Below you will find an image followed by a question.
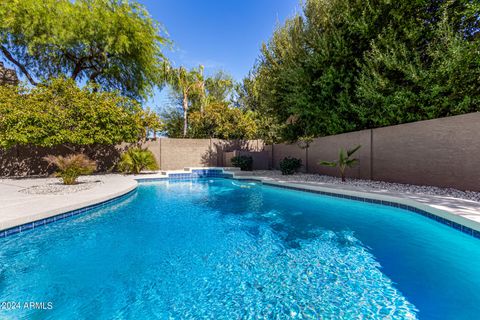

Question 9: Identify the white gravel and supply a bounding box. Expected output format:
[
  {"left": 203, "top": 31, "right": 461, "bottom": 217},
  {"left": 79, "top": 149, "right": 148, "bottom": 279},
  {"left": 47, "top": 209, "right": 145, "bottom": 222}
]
[
  {"left": 236, "top": 170, "right": 480, "bottom": 203},
  {"left": 18, "top": 176, "right": 104, "bottom": 195}
]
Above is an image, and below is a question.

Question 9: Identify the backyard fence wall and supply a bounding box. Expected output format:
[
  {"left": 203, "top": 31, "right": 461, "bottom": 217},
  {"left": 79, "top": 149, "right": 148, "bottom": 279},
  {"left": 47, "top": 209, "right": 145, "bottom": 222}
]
[
  {"left": 0, "top": 139, "right": 265, "bottom": 176},
  {"left": 268, "top": 112, "right": 480, "bottom": 191},
  {"left": 0, "top": 144, "right": 125, "bottom": 177},
  {"left": 1, "top": 113, "right": 478, "bottom": 191}
]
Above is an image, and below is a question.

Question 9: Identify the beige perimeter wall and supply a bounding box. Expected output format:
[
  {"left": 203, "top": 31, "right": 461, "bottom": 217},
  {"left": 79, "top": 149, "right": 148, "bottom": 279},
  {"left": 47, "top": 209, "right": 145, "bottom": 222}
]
[
  {"left": 270, "top": 112, "right": 480, "bottom": 191},
  {"left": 370, "top": 113, "right": 480, "bottom": 190},
  {"left": 1, "top": 113, "right": 478, "bottom": 191}
]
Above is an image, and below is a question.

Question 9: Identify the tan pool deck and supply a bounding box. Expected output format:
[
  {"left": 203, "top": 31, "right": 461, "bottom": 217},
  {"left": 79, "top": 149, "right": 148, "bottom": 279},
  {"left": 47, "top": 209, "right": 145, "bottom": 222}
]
[
  {"left": 0, "top": 175, "right": 137, "bottom": 231},
  {"left": 0, "top": 169, "right": 479, "bottom": 233}
]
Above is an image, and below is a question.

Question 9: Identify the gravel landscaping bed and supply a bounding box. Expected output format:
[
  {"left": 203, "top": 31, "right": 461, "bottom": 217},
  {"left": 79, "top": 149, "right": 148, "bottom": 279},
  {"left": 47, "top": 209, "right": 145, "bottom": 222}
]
[
  {"left": 18, "top": 176, "right": 104, "bottom": 195},
  {"left": 236, "top": 170, "right": 480, "bottom": 203}
]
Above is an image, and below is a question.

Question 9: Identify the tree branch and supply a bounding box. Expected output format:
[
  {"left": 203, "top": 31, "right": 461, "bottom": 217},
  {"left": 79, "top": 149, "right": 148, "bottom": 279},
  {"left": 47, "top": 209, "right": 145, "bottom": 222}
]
[
  {"left": 71, "top": 58, "right": 86, "bottom": 80},
  {"left": 0, "top": 45, "right": 37, "bottom": 85},
  {"left": 89, "top": 70, "right": 101, "bottom": 82}
]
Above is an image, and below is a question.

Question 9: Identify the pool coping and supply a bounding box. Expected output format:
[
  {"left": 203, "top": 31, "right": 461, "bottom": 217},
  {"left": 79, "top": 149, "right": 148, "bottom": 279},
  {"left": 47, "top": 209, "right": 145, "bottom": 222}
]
[
  {"left": 0, "top": 176, "right": 138, "bottom": 237},
  {"left": 256, "top": 180, "right": 480, "bottom": 237},
  {"left": 134, "top": 169, "right": 480, "bottom": 237},
  {"left": 1, "top": 168, "right": 479, "bottom": 239}
]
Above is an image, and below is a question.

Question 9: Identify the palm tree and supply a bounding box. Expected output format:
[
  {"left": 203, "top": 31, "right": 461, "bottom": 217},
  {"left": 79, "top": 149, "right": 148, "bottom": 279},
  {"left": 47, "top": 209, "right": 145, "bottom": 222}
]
[
  {"left": 319, "top": 145, "right": 361, "bottom": 182},
  {"left": 163, "top": 63, "right": 205, "bottom": 137}
]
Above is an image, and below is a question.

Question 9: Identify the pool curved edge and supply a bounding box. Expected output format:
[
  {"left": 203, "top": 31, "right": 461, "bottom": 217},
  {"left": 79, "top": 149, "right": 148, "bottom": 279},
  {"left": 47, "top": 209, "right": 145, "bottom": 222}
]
[
  {"left": 134, "top": 169, "right": 480, "bottom": 238},
  {"left": 2, "top": 169, "right": 479, "bottom": 240},
  {"left": 0, "top": 176, "right": 138, "bottom": 237},
  {"left": 236, "top": 178, "right": 480, "bottom": 238}
]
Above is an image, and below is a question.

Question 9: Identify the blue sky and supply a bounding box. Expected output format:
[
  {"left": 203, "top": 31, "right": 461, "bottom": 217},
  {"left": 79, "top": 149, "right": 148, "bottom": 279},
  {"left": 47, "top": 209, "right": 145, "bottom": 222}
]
[{"left": 139, "top": 0, "right": 299, "bottom": 109}]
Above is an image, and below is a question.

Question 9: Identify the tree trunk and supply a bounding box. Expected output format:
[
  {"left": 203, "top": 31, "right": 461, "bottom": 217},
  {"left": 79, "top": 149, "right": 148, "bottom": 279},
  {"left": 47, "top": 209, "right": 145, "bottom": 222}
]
[{"left": 182, "top": 92, "right": 188, "bottom": 137}]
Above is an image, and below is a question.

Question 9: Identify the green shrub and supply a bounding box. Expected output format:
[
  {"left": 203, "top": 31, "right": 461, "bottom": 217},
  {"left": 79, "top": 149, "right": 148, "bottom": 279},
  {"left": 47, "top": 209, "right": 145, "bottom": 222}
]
[
  {"left": 279, "top": 157, "right": 302, "bottom": 175},
  {"left": 44, "top": 154, "right": 96, "bottom": 185},
  {"left": 117, "top": 148, "right": 158, "bottom": 174},
  {"left": 0, "top": 78, "right": 161, "bottom": 149},
  {"left": 231, "top": 155, "right": 253, "bottom": 171}
]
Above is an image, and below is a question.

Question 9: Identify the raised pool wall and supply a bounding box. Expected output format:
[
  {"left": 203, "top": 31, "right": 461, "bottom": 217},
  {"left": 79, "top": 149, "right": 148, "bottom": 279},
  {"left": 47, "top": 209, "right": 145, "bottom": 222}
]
[{"left": 1, "top": 112, "right": 479, "bottom": 191}]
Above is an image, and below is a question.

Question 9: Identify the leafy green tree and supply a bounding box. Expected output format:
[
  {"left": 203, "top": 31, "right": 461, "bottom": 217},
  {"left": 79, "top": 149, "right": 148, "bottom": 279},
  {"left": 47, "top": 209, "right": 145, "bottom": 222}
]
[
  {"left": 187, "top": 102, "right": 258, "bottom": 139},
  {"left": 245, "top": 0, "right": 480, "bottom": 142},
  {"left": 161, "top": 68, "right": 256, "bottom": 139},
  {"left": 235, "top": 75, "right": 282, "bottom": 143},
  {"left": 0, "top": 0, "right": 169, "bottom": 99},
  {"left": 160, "top": 108, "right": 185, "bottom": 138},
  {"left": 0, "top": 78, "right": 158, "bottom": 149},
  {"left": 205, "top": 71, "right": 234, "bottom": 104},
  {"left": 141, "top": 107, "right": 163, "bottom": 140},
  {"left": 356, "top": 1, "right": 480, "bottom": 127}
]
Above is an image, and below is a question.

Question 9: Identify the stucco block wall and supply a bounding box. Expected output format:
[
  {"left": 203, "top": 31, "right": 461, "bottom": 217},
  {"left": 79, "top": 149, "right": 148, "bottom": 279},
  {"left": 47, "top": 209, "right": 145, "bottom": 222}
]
[
  {"left": 1, "top": 113, "right": 478, "bottom": 191},
  {"left": 0, "top": 145, "right": 122, "bottom": 176},
  {"left": 158, "top": 138, "right": 213, "bottom": 170},
  {"left": 269, "top": 113, "right": 479, "bottom": 191},
  {"left": 156, "top": 138, "right": 266, "bottom": 170},
  {"left": 142, "top": 140, "right": 161, "bottom": 168},
  {"left": 371, "top": 113, "right": 480, "bottom": 190},
  {"left": 307, "top": 130, "right": 372, "bottom": 179}
]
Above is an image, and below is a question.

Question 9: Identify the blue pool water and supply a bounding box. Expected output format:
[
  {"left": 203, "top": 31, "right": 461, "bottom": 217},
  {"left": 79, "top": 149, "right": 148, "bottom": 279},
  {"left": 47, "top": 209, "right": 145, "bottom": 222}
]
[{"left": 1, "top": 179, "right": 480, "bottom": 319}]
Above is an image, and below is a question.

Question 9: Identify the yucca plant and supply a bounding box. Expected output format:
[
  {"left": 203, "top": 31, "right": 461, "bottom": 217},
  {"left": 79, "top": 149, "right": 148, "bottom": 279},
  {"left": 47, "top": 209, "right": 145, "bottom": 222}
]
[
  {"left": 44, "top": 154, "right": 97, "bottom": 185},
  {"left": 319, "top": 145, "right": 361, "bottom": 182},
  {"left": 117, "top": 148, "right": 158, "bottom": 174}
]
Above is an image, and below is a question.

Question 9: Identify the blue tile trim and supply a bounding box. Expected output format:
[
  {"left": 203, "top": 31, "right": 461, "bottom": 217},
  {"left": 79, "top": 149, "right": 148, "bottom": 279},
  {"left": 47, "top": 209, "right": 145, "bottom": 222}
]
[
  {"left": 135, "top": 177, "right": 169, "bottom": 183},
  {"left": 137, "top": 170, "right": 480, "bottom": 239},
  {"left": 3, "top": 168, "right": 478, "bottom": 240},
  {"left": 0, "top": 188, "right": 137, "bottom": 238},
  {"left": 262, "top": 182, "right": 480, "bottom": 239}
]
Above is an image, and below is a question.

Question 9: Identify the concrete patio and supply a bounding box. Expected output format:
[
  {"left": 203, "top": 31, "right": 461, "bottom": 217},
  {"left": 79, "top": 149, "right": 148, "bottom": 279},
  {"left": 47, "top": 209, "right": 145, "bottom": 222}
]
[{"left": 0, "top": 175, "right": 136, "bottom": 231}]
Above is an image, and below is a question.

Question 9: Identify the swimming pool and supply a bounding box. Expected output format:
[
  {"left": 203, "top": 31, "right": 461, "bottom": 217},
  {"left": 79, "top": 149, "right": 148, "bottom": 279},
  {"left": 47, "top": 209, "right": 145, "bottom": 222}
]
[{"left": 1, "top": 178, "right": 479, "bottom": 319}]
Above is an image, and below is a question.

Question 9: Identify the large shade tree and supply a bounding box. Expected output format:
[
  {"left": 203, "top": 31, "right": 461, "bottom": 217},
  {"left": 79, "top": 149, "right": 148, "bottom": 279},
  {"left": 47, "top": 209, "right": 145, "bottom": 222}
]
[
  {"left": 244, "top": 0, "right": 480, "bottom": 142},
  {"left": 0, "top": 0, "right": 169, "bottom": 99}
]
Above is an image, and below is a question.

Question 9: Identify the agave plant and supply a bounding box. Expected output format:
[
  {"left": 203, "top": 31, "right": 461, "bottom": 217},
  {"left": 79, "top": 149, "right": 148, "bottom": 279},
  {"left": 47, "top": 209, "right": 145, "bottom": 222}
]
[
  {"left": 117, "top": 148, "right": 158, "bottom": 174},
  {"left": 319, "top": 145, "right": 361, "bottom": 182},
  {"left": 44, "top": 154, "right": 96, "bottom": 185}
]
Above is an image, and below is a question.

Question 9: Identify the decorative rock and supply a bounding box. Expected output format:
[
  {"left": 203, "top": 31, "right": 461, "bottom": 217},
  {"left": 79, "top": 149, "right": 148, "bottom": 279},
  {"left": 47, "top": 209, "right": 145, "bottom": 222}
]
[
  {"left": 235, "top": 170, "right": 480, "bottom": 203},
  {"left": 19, "top": 176, "right": 104, "bottom": 195}
]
